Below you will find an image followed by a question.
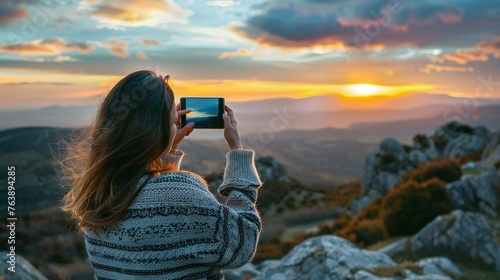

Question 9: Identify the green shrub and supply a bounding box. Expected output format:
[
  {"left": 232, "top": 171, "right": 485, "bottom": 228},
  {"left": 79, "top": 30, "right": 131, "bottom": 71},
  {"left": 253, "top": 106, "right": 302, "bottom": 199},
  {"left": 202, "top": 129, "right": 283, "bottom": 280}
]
[
  {"left": 406, "top": 158, "right": 461, "bottom": 184},
  {"left": 376, "top": 154, "right": 397, "bottom": 171},
  {"left": 354, "top": 219, "right": 387, "bottom": 247},
  {"left": 335, "top": 197, "right": 385, "bottom": 247},
  {"left": 413, "top": 134, "right": 429, "bottom": 149},
  {"left": 382, "top": 178, "right": 453, "bottom": 237}
]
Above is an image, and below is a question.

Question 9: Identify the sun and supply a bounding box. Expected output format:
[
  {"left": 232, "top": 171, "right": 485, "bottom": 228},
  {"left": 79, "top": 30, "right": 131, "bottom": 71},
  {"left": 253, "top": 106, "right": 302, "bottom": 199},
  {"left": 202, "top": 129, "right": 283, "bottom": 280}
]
[{"left": 346, "top": 84, "right": 389, "bottom": 97}]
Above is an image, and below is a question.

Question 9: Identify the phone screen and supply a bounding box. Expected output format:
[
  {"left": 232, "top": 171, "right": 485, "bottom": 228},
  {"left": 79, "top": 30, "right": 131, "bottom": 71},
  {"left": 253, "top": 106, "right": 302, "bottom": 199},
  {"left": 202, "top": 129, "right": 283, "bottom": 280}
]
[{"left": 180, "top": 97, "right": 225, "bottom": 129}]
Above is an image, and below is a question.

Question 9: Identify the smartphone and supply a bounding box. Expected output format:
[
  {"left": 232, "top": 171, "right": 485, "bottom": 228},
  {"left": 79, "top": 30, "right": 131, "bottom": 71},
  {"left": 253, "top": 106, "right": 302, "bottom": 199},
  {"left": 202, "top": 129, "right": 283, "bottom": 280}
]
[{"left": 180, "top": 97, "right": 225, "bottom": 129}]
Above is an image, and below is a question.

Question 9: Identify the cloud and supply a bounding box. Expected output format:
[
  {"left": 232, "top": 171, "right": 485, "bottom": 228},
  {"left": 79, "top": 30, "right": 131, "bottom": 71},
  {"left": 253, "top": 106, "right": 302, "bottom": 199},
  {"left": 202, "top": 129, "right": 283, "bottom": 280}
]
[
  {"left": 0, "top": 82, "right": 74, "bottom": 86},
  {"left": 136, "top": 51, "right": 148, "bottom": 59},
  {"left": 103, "top": 39, "right": 129, "bottom": 58},
  {"left": 78, "top": 0, "right": 193, "bottom": 27},
  {"left": 0, "top": 1, "right": 28, "bottom": 25},
  {"left": 219, "top": 47, "right": 262, "bottom": 59},
  {"left": 476, "top": 38, "right": 500, "bottom": 58},
  {"left": 426, "top": 38, "right": 500, "bottom": 66},
  {"left": 54, "top": 56, "right": 75, "bottom": 62},
  {"left": 419, "top": 64, "right": 474, "bottom": 74},
  {"left": 233, "top": 0, "right": 493, "bottom": 49},
  {"left": 0, "top": 38, "right": 94, "bottom": 56},
  {"left": 141, "top": 39, "right": 161, "bottom": 46},
  {"left": 0, "top": 0, "right": 52, "bottom": 25},
  {"left": 444, "top": 51, "right": 488, "bottom": 65}
]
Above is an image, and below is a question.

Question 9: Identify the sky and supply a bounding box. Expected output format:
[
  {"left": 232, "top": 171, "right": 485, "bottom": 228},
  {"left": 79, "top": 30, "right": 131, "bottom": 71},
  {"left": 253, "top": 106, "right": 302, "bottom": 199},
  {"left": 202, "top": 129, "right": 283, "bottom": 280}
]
[{"left": 1, "top": 0, "right": 500, "bottom": 110}]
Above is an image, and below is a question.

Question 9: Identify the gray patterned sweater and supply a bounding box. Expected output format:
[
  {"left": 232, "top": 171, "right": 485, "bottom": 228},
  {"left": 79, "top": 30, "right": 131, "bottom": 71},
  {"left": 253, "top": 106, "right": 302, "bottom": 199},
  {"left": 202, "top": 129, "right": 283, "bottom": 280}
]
[{"left": 84, "top": 149, "right": 263, "bottom": 279}]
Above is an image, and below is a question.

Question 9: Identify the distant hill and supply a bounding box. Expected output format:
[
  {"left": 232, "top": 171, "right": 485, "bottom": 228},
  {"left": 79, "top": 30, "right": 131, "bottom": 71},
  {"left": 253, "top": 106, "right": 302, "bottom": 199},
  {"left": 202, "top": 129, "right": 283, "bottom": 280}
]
[{"left": 2, "top": 94, "right": 499, "bottom": 139}]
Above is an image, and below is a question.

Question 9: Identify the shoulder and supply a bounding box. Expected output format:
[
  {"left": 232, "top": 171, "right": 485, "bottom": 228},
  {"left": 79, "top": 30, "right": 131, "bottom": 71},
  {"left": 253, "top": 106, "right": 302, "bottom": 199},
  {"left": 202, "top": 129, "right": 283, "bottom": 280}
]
[
  {"left": 148, "top": 170, "right": 209, "bottom": 190},
  {"left": 131, "top": 171, "right": 217, "bottom": 206}
]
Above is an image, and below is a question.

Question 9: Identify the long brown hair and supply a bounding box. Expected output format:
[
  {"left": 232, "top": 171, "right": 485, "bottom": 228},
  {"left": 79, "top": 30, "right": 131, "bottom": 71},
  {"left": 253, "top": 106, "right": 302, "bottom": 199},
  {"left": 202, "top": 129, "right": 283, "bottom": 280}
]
[{"left": 57, "top": 70, "right": 176, "bottom": 235}]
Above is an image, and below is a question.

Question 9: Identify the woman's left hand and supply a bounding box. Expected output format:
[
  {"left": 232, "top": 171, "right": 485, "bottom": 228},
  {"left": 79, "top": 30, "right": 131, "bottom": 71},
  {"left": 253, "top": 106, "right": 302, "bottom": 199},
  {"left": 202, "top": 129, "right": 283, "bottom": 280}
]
[{"left": 170, "top": 103, "right": 194, "bottom": 151}]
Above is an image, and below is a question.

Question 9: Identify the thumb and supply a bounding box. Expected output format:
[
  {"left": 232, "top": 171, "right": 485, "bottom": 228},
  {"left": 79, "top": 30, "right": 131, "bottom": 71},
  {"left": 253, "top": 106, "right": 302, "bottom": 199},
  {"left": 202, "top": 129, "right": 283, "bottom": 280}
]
[
  {"left": 179, "top": 122, "right": 195, "bottom": 135},
  {"left": 222, "top": 113, "right": 230, "bottom": 128}
]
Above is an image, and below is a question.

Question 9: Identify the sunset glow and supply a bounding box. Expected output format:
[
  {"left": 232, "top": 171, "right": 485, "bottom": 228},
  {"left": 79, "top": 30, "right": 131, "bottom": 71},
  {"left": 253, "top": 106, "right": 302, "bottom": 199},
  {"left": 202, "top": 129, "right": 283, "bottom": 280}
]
[{"left": 0, "top": 0, "right": 499, "bottom": 110}]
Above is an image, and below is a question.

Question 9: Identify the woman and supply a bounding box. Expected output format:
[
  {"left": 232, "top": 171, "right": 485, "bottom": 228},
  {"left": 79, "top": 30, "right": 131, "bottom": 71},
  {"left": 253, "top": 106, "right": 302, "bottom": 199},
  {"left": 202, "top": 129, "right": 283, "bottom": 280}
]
[{"left": 58, "top": 70, "right": 263, "bottom": 279}]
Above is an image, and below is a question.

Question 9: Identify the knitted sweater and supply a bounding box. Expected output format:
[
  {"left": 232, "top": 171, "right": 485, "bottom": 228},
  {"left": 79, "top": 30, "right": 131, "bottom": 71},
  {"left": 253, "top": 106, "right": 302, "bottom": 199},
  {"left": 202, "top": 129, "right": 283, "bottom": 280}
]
[{"left": 84, "top": 149, "right": 263, "bottom": 280}]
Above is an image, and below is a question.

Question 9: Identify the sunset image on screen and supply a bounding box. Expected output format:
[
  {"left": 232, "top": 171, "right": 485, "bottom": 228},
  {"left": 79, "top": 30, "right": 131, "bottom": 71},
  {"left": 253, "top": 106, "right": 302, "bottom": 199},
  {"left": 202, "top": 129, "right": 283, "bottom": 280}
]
[{"left": 1, "top": 0, "right": 500, "bottom": 279}]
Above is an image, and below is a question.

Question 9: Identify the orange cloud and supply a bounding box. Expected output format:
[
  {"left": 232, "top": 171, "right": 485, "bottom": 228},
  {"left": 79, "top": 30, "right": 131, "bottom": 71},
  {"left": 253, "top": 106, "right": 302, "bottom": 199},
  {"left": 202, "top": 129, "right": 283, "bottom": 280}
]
[
  {"left": 476, "top": 38, "right": 500, "bottom": 58},
  {"left": 103, "top": 39, "right": 129, "bottom": 58},
  {"left": 419, "top": 64, "right": 474, "bottom": 73},
  {"left": 136, "top": 51, "right": 147, "bottom": 60},
  {"left": 0, "top": 38, "right": 94, "bottom": 56},
  {"left": 0, "top": 7, "right": 28, "bottom": 25},
  {"left": 444, "top": 51, "right": 488, "bottom": 64},
  {"left": 219, "top": 48, "right": 262, "bottom": 59},
  {"left": 142, "top": 39, "right": 161, "bottom": 46},
  {"left": 79, "top": 0, "right": 193, "bottom": 27}
]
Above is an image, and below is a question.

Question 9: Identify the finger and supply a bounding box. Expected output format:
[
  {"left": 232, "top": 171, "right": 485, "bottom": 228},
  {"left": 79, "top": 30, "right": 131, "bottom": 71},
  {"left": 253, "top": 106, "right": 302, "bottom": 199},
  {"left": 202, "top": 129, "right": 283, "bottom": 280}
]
[
  {"left": 177, "top": 122, "right": 194, "bottom": 136},
  {"left": 225, "top": 105, "right": 236, "bottom": 122},
  {"left": 222, "top": 113, "right": 232, "bottom": 129},
  {"left": 177, "top": 109, "right": 191, "bottom": 117},
  {"left": 176, "top": 103, "right": 180, "bottom": 111}
]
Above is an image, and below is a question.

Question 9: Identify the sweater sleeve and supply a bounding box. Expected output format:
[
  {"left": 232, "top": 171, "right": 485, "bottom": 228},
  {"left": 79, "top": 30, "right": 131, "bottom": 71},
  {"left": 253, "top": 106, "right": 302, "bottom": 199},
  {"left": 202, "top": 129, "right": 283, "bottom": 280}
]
[
  {"left": 214, "top": 149, "right": 263, "bottom": 269},
  {"left": 161, "top": 149, "right": 185, "bottom": 171}
]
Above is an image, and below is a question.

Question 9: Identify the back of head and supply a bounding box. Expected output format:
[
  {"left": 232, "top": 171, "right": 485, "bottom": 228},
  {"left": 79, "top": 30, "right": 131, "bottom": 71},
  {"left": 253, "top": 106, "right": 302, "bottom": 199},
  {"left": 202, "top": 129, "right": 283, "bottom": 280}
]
[{"left": 58, "top": 70, "right": 176, "bottom": 234}]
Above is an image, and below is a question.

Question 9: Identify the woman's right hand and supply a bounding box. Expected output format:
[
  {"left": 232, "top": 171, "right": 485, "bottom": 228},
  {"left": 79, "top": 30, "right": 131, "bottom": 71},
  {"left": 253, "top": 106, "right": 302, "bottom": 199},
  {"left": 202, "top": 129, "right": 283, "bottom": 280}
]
[{"left": 223, "top": 105, "right": 243, "bottom": 150}]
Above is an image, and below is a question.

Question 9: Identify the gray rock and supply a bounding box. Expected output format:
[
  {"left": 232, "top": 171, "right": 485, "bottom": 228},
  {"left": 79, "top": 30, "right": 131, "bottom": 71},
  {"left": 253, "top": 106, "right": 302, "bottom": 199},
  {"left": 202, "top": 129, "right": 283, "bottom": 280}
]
[
  {"left": 415, "top": 257, "right": 464, "bottom": 278},
  {"left": 482, "top": 132, "right": 500, "bottom": 162},
  {"left": 407, "top": 275, "right": 452, "bottom": 280},
  {"left": 447, "top": 172, "right": 500, "bottom": 217},
  {"left": 380, "top": 138, "right": 404, "bottom": 156},
  {"left": 353, "top": 270, "right": 392, "bottom": 280},
  {"left": 256, "top": 156, "right": 290, "bottom": 183},
  {"left": 255, "top": 235, "right": 396, "bottom": 280},
  {"left": 0, "top": 252, "right": 48, "bottom": 280},
  {"left": 223, "top": 263, "right": 260, "bottom": 280},
  {"left": 410, "top": 210, "right": 500, "bottom": 269},
  {"left": 353, "top": 122, "right": 492, "bottom": 216}
]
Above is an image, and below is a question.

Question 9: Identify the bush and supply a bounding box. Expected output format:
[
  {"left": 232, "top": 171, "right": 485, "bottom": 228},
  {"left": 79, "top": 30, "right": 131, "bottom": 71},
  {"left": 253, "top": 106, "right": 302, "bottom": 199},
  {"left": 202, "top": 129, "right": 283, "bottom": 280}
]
[
  {"left": 406, "top": 158, "right": 461, "bottom": 184},
  {"left": 354, "top": 219, "right": 387, "bottom": 247},
  {"left": 382, "top": 178, "right": 453, "bottom": 237},
  {"left": 334, "top": 198, "right": 386, "bottom": 247},
  {"left": 376, "top": 154, "right": 397, "bottom": 172},
  {"left": 413, "top": 134, "right": 429, "bottom": 149}
]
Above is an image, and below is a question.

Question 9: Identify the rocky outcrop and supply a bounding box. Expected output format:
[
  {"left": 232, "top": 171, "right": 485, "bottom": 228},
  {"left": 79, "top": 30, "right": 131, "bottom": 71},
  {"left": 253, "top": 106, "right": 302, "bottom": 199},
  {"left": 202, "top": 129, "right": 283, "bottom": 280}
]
[
  {"left": 253, "top": 235, "right": 464, "bottom": 280},
  {"left": 352, "top": 121, "right": 492, "bottom": 214},
  {"left": 447, "top": 172, "right": 500, "bottom": 217},
  {"left": 224, "top": 263, "right": 260, "bottom": 280},
  {"left": 0, "top": 253, "right": 48, "bottom": 280},
  {"left": 256, "top": 156, "right": 291, "bottom": 184},
  {"left": 378, "top": 210, "right": 500, "bottom": 270},
  {"left": 482, "top": 131, "right": 500, "bottom": 163}
]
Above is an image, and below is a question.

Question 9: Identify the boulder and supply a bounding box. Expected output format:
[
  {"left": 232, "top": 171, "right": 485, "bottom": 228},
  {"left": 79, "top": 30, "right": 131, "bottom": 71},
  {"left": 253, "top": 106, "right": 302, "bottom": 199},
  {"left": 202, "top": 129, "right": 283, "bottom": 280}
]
[
  {"left": 434, "top": 121, "right": 489, "bottom": 158},
  {"left": 255, "top": 235, "right": 465, "bottom": 280},
  {"left": 447, "top": 172, "right": 500, "bottom": 217},
  {"left": 0, "top": 252, "right": 48, "bottom": 280},
  {"left": 380, "top": 138, "right": 405, "bottom": 156},
  {"left": 352, "top": 122, "right": 491, "bottom": 215},
  {"left": 255, "top": 235, "right": 396, "bottom": 280},
  {"left": 378, "top": 210, "right": 500, "bottom": 270},
  {"left": 224, "top": 263, "right": 260, "bottom": 280},
  {"left": 415, "top": 257, "right": 464, "bottom": 278},
  {"left": 482, "top": 132, "right": 500, "bottom": 163},
  {"left": 256, "top": 156, "right": 290, "bottom": 184}
]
